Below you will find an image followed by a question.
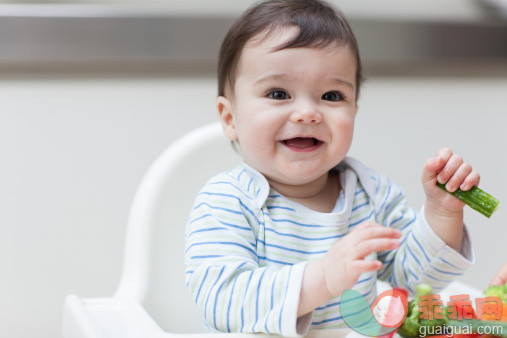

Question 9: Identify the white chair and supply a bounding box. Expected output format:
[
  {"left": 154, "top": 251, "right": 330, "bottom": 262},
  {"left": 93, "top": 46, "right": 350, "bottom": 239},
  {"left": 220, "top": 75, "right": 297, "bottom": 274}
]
[
  {"left": 62, "top": 122, "right": 482, "bottom": 338},
  {"left": 62, "top": 122, "right": 244, "bottom": 338}
]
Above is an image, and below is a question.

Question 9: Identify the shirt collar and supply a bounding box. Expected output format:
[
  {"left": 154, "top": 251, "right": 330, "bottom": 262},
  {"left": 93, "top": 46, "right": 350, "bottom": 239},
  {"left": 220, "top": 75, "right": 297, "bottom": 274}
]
[{"left": 236, "top": 156, "right": 376, "bottom": 208}]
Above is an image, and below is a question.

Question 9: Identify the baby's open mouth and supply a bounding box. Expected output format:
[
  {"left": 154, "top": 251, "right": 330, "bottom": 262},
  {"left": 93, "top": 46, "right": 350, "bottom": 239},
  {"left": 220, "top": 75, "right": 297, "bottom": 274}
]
[{"left": 282, "top": 137, "right": 323, "bottom": 150}]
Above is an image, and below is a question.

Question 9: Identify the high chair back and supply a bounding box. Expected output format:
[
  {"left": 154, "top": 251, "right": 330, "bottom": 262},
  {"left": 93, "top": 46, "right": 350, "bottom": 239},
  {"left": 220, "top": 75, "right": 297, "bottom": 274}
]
[{"left": 114, "top": 122, "right": 240, "bottom": 333}]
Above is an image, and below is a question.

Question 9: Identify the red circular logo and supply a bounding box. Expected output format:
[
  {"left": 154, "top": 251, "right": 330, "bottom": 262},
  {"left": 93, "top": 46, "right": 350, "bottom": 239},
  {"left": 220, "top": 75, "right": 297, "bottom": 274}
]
[{"left": 370, "top": 288, "right": 409, "bottom": 328}]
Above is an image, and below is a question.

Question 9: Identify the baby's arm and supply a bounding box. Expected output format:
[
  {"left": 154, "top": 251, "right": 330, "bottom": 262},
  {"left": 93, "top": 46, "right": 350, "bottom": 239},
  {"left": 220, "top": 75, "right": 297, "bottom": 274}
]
[
  {"left": 374, "top": 169, "right": 474, "bottom": 295},
  {"left": 185, "top": 179, "right": 308, "bottom": 336},
  {"left": 421, "top": 148, "right": 480, "bottom": 252},
  {"left": 297, "top": 223, "right": 401, "bottom": 316}
]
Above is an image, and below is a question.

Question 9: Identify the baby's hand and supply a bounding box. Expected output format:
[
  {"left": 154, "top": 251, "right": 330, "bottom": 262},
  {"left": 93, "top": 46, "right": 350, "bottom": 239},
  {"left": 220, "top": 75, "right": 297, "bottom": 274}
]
[
  {"left": 421, "top": 148, "right": 480, "bottom": 215},
  {"left": 490, "top": 263, "right": 507, "bottom": 286},
  {"left": 321, "top": 222, "right": 401, "bottom": 297}
]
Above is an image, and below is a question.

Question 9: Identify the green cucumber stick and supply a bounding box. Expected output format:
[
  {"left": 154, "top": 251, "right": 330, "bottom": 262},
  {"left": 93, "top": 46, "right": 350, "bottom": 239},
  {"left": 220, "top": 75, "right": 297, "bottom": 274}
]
[{"left": 436, "top": 182, "right": 499, "bottom": 218}]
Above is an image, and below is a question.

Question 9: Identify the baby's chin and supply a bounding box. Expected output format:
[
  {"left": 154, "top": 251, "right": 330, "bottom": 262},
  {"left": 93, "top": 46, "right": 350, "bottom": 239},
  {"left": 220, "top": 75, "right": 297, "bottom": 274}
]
[
  {"left": 247, "top": 158, "right": 337, "bottom": 187},
  {"left": 265, "top": 168, "right": 331, "bottom": 187},
  {"left": 283, "top": 165, "right": 335, "bottom": 182}
]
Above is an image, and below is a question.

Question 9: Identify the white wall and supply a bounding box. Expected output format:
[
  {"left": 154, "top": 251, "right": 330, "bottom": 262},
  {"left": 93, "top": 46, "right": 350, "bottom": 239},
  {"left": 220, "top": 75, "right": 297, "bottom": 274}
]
[{"left": 1, "top": 75, "right": 506, "bottom": 337}]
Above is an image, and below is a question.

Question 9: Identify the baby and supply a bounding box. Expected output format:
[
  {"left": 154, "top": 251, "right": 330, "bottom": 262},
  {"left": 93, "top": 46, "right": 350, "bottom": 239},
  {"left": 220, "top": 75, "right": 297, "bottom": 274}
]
[{"left": 184, "top": 0, "right": 477, "bottom": 336}]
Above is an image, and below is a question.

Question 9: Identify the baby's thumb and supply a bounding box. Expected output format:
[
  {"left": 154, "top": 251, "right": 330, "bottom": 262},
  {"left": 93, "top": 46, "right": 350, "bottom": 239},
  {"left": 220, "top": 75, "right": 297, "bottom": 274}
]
[{"left": 421, "top": 157, "right": 443, "bottom": 185}]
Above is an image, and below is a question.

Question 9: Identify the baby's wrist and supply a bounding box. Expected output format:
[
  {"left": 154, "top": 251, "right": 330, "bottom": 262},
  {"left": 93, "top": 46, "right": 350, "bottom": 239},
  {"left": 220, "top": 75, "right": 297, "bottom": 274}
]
[
  {"left": 424, "top": 200, "right": 464, "bottom": 245},
  {"left": 425, "top": 199, "right": 463, "bottom": 220},
  {"left": 311, "top": 259, "right": 334, "bottom": 299},
  {"left": 298, "top": 260, "right": 333, "bottom": 317}
]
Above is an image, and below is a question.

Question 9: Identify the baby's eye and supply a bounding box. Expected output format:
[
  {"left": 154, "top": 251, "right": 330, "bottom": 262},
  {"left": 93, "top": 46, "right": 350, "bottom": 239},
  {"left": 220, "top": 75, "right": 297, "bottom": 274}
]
[
  {"left": 267, "top": 90, "right": 290, "bottom": 100},
  {"left": 322, "top": 91, "right": 343, "bottom": 102}
]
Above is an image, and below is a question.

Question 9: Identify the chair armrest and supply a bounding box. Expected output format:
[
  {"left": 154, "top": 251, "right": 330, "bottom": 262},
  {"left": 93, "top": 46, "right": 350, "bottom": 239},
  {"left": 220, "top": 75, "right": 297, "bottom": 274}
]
[
  {"left": 62, "top": 295, "right": 353, "bottom": 338},
  {"left": 63, "top": 280, "right": 481, "bottom": 338},
  {"left": 63, "top": 295, "right": 166, "bottom": 338}
]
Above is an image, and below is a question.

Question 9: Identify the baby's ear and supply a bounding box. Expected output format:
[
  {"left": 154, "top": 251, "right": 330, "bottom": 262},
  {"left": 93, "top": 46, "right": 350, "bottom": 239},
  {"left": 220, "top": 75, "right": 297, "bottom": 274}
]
[{"left": 217, "top": 96, "right": 238, "bottom": 141}]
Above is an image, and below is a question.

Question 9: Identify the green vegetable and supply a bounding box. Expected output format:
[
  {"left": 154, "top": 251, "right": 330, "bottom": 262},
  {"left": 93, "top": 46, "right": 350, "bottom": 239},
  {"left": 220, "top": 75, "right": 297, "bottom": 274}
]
[
  {"left": 447, "top": 282, "right": 507, "bottom": 336},
  {"left": 484, "top": 282, "right": 507, "bottom": 304},
  {"left": 436, "top": 182, "right": 500, "bottom": 218},
  {"left": 398, "top": 284, "right": 449, "bottom": 338},
  {"left": 399, "top": 283, "right": 507, "bottom": 338}
]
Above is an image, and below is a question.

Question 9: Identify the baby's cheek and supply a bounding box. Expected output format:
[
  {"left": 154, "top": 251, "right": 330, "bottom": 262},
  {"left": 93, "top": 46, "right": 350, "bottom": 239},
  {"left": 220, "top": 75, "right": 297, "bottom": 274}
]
[
  {"left": 338, "top": 118, "right": 355, "bottom": 135},
  {"left": 240, "top": 137, "right": 275, "bottom": 169}
]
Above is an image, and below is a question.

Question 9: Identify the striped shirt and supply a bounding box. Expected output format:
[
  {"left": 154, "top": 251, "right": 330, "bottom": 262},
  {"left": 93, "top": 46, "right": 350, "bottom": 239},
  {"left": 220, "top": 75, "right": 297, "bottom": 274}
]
[{"left": 184, "top": 157, "right": 474, "bottom": 337}]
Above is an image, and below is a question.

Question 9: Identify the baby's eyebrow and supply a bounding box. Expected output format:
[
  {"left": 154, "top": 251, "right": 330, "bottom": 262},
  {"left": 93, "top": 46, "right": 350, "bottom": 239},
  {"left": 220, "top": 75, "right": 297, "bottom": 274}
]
[
  {"left": 331, "top": 77, "right": 354, "bottom": 90},
  {"left": 254, "top": 73, "right": 354, "bottom": 90},
  {"left": 254, "top": 73, "right": 288, "bottom": 85}
]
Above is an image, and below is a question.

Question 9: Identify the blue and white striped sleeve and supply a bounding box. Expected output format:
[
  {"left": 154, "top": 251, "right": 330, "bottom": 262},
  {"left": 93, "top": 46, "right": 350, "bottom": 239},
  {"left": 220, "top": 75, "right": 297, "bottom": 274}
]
[
  {"left": 373, "top": 173, "right": 474, "bottom": 295},
  {"left": 184, "top": 176, "right": 311, "bottom": 337}
]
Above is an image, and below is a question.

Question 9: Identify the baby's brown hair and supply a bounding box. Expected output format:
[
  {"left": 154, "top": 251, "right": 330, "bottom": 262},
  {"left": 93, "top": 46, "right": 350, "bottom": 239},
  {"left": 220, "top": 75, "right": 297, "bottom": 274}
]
[{"left": 217, "top": 0, "right": 362, "bottom": 100}]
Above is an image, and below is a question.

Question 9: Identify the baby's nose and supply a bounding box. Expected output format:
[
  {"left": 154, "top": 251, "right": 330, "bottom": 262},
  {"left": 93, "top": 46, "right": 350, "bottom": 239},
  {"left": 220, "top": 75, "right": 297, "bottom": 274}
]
[{"left": 290, "top": 109, "right": 322, "bottom": 124}]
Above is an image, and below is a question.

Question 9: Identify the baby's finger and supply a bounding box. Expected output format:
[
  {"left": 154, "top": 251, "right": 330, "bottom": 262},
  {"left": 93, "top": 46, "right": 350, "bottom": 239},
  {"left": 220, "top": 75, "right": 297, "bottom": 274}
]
[
  {"left": 350, "top": 222, "right": 382, "bottom": 239},
  {"left": 445, "top": 162, "right": 472, "bottom": 192},
  {"left": 355, "top": 221, "right": 380, "bottom": 231},
  {"left": 354, "top": 238, "right": 400, "bottom": 259},
  {"left": 421, "top": 156, "right": 445, "bottom": 184},
  {"left": 422, "top": 148, "right": 452, "bottom": 184},
  {"left": 353, "top": 224, "right": 402, "bottom": 242},
  {"left": 437, "top": 153, "right": 463, "bottom": 184},
  {"left": 436, "top": 147, "right": 453, "bottom": 164},
  {"left": 349, "top": 260, "right": 382, "bottom": 275},
  {"left": 460, "top": 170, "right": 481, "bottom": 191},
  {"left": 489, "top": 263, "right": 507, "bottom": 287}
]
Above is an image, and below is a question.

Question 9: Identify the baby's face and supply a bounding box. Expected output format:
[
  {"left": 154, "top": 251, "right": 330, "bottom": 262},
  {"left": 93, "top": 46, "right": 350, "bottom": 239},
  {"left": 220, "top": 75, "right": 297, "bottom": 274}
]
[{"left": 218, "top": 27, "right": 357, "bottom": 189}]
